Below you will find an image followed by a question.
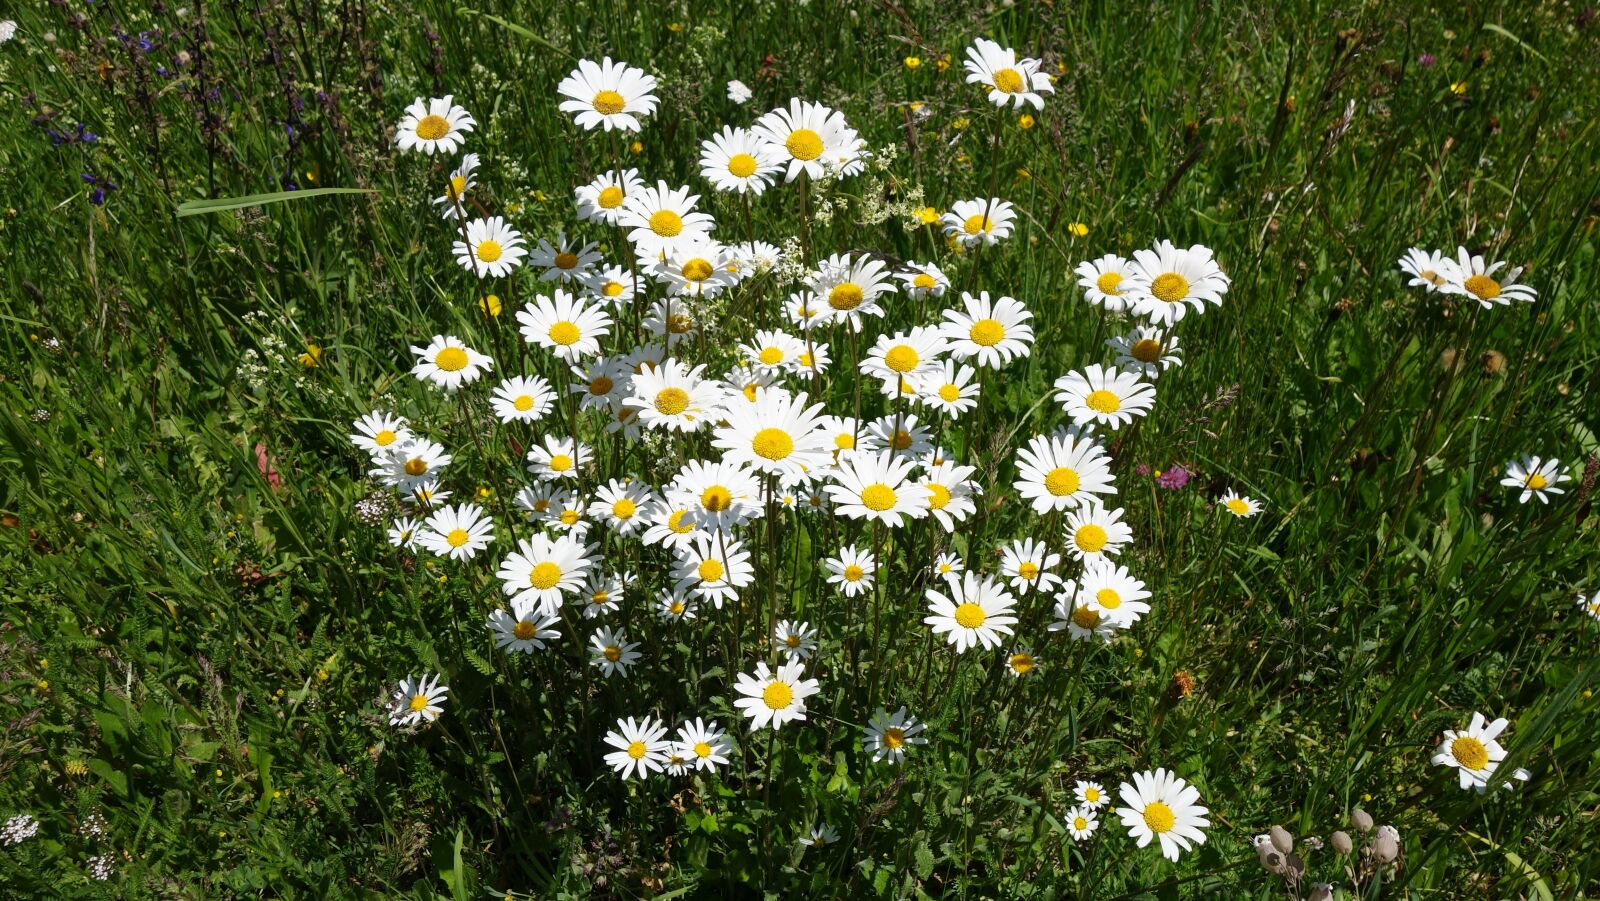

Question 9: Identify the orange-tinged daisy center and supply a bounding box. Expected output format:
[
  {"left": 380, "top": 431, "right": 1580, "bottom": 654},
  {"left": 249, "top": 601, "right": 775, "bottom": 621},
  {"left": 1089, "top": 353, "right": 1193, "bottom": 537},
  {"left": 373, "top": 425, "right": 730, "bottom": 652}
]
[
  {"left": 1131, "top": 338, "right": 1162, "bottom": 363},
  {"left": 404, "top": 458, "right": 429, "bottom": 476},
  {"left": 828, "top": 283, "right": 864, "bottom": 311},
  {"left": 701, "top": 485, "right": 732, "bottom": 512},
  {"left": 1072, "top": 606, "right": 1101, "bottom": 629},
  {"left": 1463, "top": 274, "right": 1501, "bottom": 301},
  {"left": 1009, "top": 653, "right": 1035, "bottom": 674},
  {"left": 513, "top": 621, "right": 537, "bottom": 640},
  {"left": 882, "top": 727, "right": 906, "bottom": 749}
]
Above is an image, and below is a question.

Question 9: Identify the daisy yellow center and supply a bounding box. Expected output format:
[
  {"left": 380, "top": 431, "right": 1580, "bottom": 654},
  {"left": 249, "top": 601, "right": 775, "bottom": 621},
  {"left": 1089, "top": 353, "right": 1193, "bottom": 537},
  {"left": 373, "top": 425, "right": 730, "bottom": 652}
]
[
  {"left": 1072, "top": 606, "right": 1101, "bottom": 629},
  {"left": 549, "top": 454, "right": 574, "bottom": 472},
  {"left": 414, "top": 114, "right": 450, "bottom": 140},
  {"left": 835, "top": 433, "right": 856, "bottom": 450},
  {"left": 742, "top": 384, "right": 759, "bottom": 402},
  {"left": 435, "top": 347, "right": 469, "bottom": 371},
  {"left": 701, "top": 485, "right": 733, "bottom": 512},
  {"left": 670, "top": 601, "right": 686, "bottom": 614},
  {"left": 559, "top": 510, "right": 580, "bottom": 525},
  {"left": 753, "top": 428, "right": 794, "bottom": 461},
  {"left": 693, "top": 741, "right": 713, "bottom": 758},
  {"left": 963, "top": 214, "right": 992, "bottom": 235},
  {"left": 589, "top": 376, "right": 614, "bottom": 395},
  {"left": 592, "top": 90, "right": 626, "bottom": 115},
  {"left": 1524, "top": 473, "right": 1547, "bottom": 490},
  {"left": 1142, "top": 802, "right": 1176, "bottom": 834},
  {"left": 654, "top": 387, "right": 690, "bottom": 415},
  {"left": 446, "top": 175, "right": 467, "bottom": 199},
  {"left": 785, "top": 129, "right": 823, "bottom": 161},
  {"left": 551, "top": 253, "right": 578, "bottom": 272},
  {"left": 667, "top": 313, "right": 694, "bottom": 333},
  {"left": 969, "top": 318, "right": 1005, "bottom": 346},
  {"left": 763, "top": 681, "right": 794, "bottom": 709},
  {"left": 1151, "top": 272, "right": 1189, "bottom": 303},
  {"left": 529, "top": 562, "right": 562, "bottom": 589},
  {"left": 938, "top": 384, "right": 962, "bottom": 402},
  {"left": 1010, "top": 653, "right": 1035, "bottom": 674},
  {"left": 374, "top": 429, "right": 398, "bottom": 446},
  {"left": 591, "top": 592, "right": 609, "bottom": 604},
  {"left": 892, "top": 430, "right": 912, "bottom": 450},
  {"left": 759, "top": 347, "right": 785, "bottom": 365},
  {"left": 697, "top": 559, "right": 725, "bottom": 582},
  {"left": 1096, "top": 588, "right": 1122, "bottom": 609},
  {"left": 548, "top": 321, "right": 581, "bottom": 346},
  {"left": 668, "top": 509, "right": 694, "bottom": 533},
  {"left": 884, "top": 345, "right": 919, "bottom": 373},
  {"left": 1085, "top": 390, "right": 1121, "bottom": 414},
  {"left": 409, "top": 694, "right": 431, "bottom": 711},
  {"left": 728, "top": 153, "right": 759, "bottom": 178},
  {"left": 598, "top": 185, "right": 624, "bottom": 209},
  {"left": 514, "top": 395, "right": 535, "bottom": 411},
  {"left": 1096, "top": 272, "right": 1124, "bottom": 295},
  {"left": 1074, "top": 524, "right": 1109, "bottom": 553},
  {"left": 1045, "top": 467, "right": 1080, "bottom": 496},
  {"left": 1463, "top": 274, "right": 1501, "bottom": 301},
  {"left": 475, "top": 240, "right": 503, "bottom": 263},
  {"left": 1131, "top": 339, "right": 1162, "bottom": 363},
  {"left": 1019, "top": 562, "right": 1040, "bottom": 579},
  {"left": 1073, "top": 816, "right": 1088, "bottom": 830},
  {"left": 953, "top": 602, "right": 987, "bottom": 629},
  {"left": 1084, "top": 787, "right": 1101, "bottom": 803},
  {"left": 404, "top": 458, "right": 429, "bottom": 477},
  {"left": 785, "top": 634, "right": 802, "bottom": 648},
  {"left": 625, "top": 740, "right": 647, "bottom": 759},
  {"left": 533, "top": 500, "right": 551, "bottom": 512},
  {"left": 828, "top": 283, "right": 864, "bottom": 311},
  {"left": 861, "top": 484, "right": 897, "bottom": 511},
  {"left": 993, "top": 67, "right": 1025, "bottom": 94},
  {"left": 612, "top": 498, "right": 637, "bottom": 519},
  {"left": 512, "top": 621, "right": 537, "bottom": 640},
  {"left": 1224, "top": 498, "right": 1251, "bottom": 515},
  {"left": 446, "top": 528, "right": 470, "bottom": 548},
  {"left": 843, "top": 564, "right": 865, "bottom": 581},
  {"left": 1451, "top": 736, "right": 1489, "bottom": 769},
  {"left": 882, "top": 727, "right": 906, "bottom": 749},
  {"left": 649, "top": 210, "right": 684, "bottom": 237},
  {"left": 603, "top": 280, "right": 625, "bottom": 297},
  {"left": 604, "top": 646, "right": 622, "bottom": 662},
  {"left": 928, "top": 483, "right": 951, "bottom": 509},
  {"left": 913, "top": 273, "right": 936, "bottom": 289},
  {"left": 680, "top": 259, "right": 713, "bottom": 283}
]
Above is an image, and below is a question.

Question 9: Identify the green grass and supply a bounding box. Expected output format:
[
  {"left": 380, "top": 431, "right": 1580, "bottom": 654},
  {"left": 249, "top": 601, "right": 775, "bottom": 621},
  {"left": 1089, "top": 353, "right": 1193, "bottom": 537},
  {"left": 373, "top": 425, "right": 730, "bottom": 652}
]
[{"left": 2, "top": 0, "right": 1598, "bottom": 897}]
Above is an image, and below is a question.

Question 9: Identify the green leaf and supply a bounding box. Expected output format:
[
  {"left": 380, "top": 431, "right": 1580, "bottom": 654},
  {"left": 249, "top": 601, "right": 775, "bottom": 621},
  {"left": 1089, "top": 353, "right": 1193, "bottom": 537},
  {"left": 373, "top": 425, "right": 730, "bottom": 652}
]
[
  {"left": 87, "top": 758, "right": 129, "bottom": 798},
  {"left": 914, "top": 841, "right": 935, "bottom": 879},
  {"left": 175, "top": 187, "right": 377, "bottom": 217},
  {"left": 454, "top": 7, "right": 574, "bottom": 58}
]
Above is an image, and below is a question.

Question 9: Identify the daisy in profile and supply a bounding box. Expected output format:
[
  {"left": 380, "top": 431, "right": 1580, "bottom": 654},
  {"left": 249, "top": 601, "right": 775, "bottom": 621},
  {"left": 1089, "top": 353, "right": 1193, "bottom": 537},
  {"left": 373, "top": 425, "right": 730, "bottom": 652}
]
[
  {"left": 1398, "top": 247, "right": 1455, "bottom": 293},
  {"left": 925, "top": 572, "right": 1018, "bottom": 653},
  {"left": 1430, "top": 712, "right": 1511, "bottom": 791},
  {"left": 669, "top": 458, "right": 764, "bottom": 532},
  {"left": 672, "top": 534, "right": 755, "bottom": 608},
  {"left": 656, "top": 589, "right": 699, "bottom": 622},
  {"left": 742, "top": 329, "right": 808, "bottom": 376},
  {"left": 921, "top": 459, "right": 981, "bottom": 532},
  {"left": 1500, "top": 455, "right": 1568, "bottom": 504},
  {"left": 730, "top": 240, "right": 785, "bottom": 277},
  {"left": 773, "top": 620, "right": 819, "bottom": 661},
  {"left": 1441, "top": 246, "right": 1537, "bottom": 307},
  {"left": 931, "top": 552, "right": 965, "bottom": 579},
  {"left": 786, "top": 291, "right": 825, "bottom": 330},
  {"left": 575, "top": 167, "right": 644, "bottom": 226},
  {"left": 734, "top": 659, "right": 821, "bottom": 731},
  {"left": 862, "top": 707, "right": 928, "bottom": 765},
  {"left": 1066, "top": 806, "right": 1099, "bottom": 841},
  {"left": 350, "top": 411, "right": 411, "bottom": 456},
  {"left": 453, "top": 216, "right": 526, "bottom": 278},
  {"left": 590, "top": 479, "right": 655, "bottom": 535},
  {"left": 528, "top": 233, "right": 602, "bottom": 284},
  {"left": 387, "top": 516, "right": 423, "bottom": 550},
  {"left": 410, "top": 335, "right": 493, "bottom": 391},
  {"left": 618, "top": 181, "right": 715, "bottom": 258},
  {"left": 1055, "top": 364, "right": 1156, "bottom": 430},
  {"left": 808, "top": 253, "right": 898, "bottom": 333},
  {"left": 405, "top": 480, "right": 452, "bottom": 510},
  {"left": 1005, "top": 646, "right": 1041, "bottom": 677},
  {"left": 861, "top": 327, "right": 949, "bottom": 390},
  {"left": 897, "top": 262, "right": 952, "bottom": 300},
  {"left": 624, "top": 358, "right": 723, "bottom": 433},
  {"left": 823, "top": 544, "right": 877, "bottom": 597},
  {"left": 1127, "top": 240, "right": 1230, "bottom": 324},
  {"left": 919, "top": 362, "right": 981, "bottom": 418},
  {"left": 1115, "top": 768, "right": 1210, "bottom": 861},
  {"left": 752, "top": 98, "right": 866, "bottom": 182},
  {"left": 602, "top": 716, "right": 669, "bottom": 780},
  {"left": 556, "top": 57, "right": 659, "bottom": 132},
  {"left": 496, "top": 532, "right": 594, "bottom": 614},
  {"left": 589, "top": 627, "right": 642, "bottom": 678},
  {"left": 798, "top": 823, "right": 840, "bottom": 848},
  {"left": 1065, "top": 501, "right": 1133, "bottom": 561},
  {"left": 584, "top": 265, "right": 637, "bottom": 307},
  {"left": 1219, "top": 489, "right": 1263, "bottom": 517},
  {"left": 827, "top": 450, "right": 929, "bottom": 526},
  {"left": 1013, "top": 431, "right": 1116, "bottom": 514},
  {"left": 1079, "top": 559, "right": 1152, "bottom": 628},
  {"left": 389, "top": 673, "right": 449, "bottom": 726},
  {"left": 1108, "top": 327, "right": 1183, "bottom": 380},
  {"left": 416, "top": 503, "right": 495, "bottom": 560},
  {"left": 525, "top": 435, "right": 590, "bottom": 482},
  {"left": 677, "top": 718, "right": 732, "bottom": 772},
  {"left": 941, "top": 291, "right": 1034, "bottom": 369},
  {"left": 713, "top": 388, "right": 831, "bottom": 486},
  {"left": 431, "top": 152, "right": 479, "bottom": 218},
  {"left": 1075, "top": 780, "right": 1109, "bottom": 809},
  {"left": 395, "top": 95, "right": 474, "bottom": 154},
  {"left": 487, "top": 607, "right": 562, "bottom": 653},
  {"left": 517, "top": 289, "right": 613, "bottom": 362},
  {"left": 942, "top": 199, "right": 1016, "bottom": 248},
  {"left": 700, "top": 125, "right": 785, "bottom": 194},
  {"left": 1000, "top": 537, "right": 1064, "bottom": 595},
  {"left": 963, "top": 38, "right": 1054, "bottom": 109},
  {"left": 1075, "top": 254, "right": 1136, "bottom": 312},
  {"left": 863, "top": 413, "right": 934, "bottom": 457},
  {"left": 490, "top": 375, "right": 555, "bottom": 424}
]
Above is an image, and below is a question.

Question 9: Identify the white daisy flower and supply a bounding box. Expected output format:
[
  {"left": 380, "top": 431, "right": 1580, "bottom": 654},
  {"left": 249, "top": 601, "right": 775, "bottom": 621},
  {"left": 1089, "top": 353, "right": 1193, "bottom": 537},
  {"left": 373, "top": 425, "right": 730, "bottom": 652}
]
[
  {"left": 1115, "top": 768, "right": 1210, "bottom": 861},
  {"left": 941, "top": 291, "right": 1034, "bottom": 369},
  {"left": 589, "top": 478, "right": 656, "bottom": 535},
  {"left": 556, "top": 57, "right": 659, "bottom": 132},
  {"left": 676, "top": 718, "right": 732, "bottom": 771},
  {"left": 942, "top": 198, "right": 1016, "bottom": 248},
  {"left": 576, "top": 570, "right": 624, "bottom": 619},
  {"left": 1499, "top": 455, "right": 1568, "bottom": 504},
  {"left": 700, "top": 125, "right": 785, "bottom": 194},
  {"left": 624, "top": 358, "right": 724, "bottom": 433},
  {"left": 741, "top": 329, "right": 809, "bottom": 375},
  {"left": 826, "top": 450, "right": 929, "bottom": 527},
  {"left": 752, "top": 97, "right": 866, "bottom": 183},
  {"left": 712, "top": 388, "right": 832, "bottom": 487},
  {"left": 528, "top": 233, "right": 602, "bottom": 284},
  {"left": 525, "top": 435, "right": 591, "bottom": 482},
  {"left": 654, "top": 239, "right": 739, "bottom": 297},
  {"left": 1005, "top": 646, "right": 1041, "bottom": 677},
  {"left": 897, "top": 261, "right": 952, "bottom": 300},
  {"left": 1054, "top": 364, "right": 1156, "bottom": 430},
  {"left": 931, "top": 552, "right": 965, "bottom": 578},
  {"left": 372, "top": 438, "right": 452, "bottom": 490},
  {"left": 1064, "top": 501, "right": 1133, "bottom": 561},
  {"left": 389, "top": 673, "right": 449, "bottom": 725},
  {"left": 672, "top": 533, "right": 755, "bottom": 608},
  {"left": 575, "top": 167, "right": 644, "bottom": 226},
  {"left": 1075, "top": 254, "right": 1136, "bottom": 312},
  {"left": 824, "top": 544, "right": 877, "bottom": 597},
  {"left": 387, "top": 516, "right": 423, "bottom": 550},
  {"left": 618, "top": 180, "right": 715, "bottom": 258},
  {"left": 416, "top": 503, "right": 495, "bottom": 560},
  {"left": 1079, "top": 559, "right": 1151, "bottom": 628},
  {"left": 655, "top": 589, "right": 699, "bottom": 622},
  {"left": 668, "top": 458, "right": 765, "bottom": 532},
  {"left": 570, "top": 357, "right": 629, "bottom": 411},
  {"left": 452, "top": 216, "right": 526, "bottom": 278},
  {"left": 862, "top": 413, "right": 934, "bottom": 457},
  {"left": 1397, "top": 247, "right": 1456, "bottom": 293},
  {"left": 517, "top": 289, "right": 613, "bottom": 362},
  {"left": 798, "top": 822, "right": 840, "bottom": 848},
  {"left": 1066, "top": 805, "right": 1099, "bottom": 841},
  {"left": 733, "top": 659, "right": 821, "bottom": 730},
  {"left": 1075, "top": 780, "right": 1109, "bottom": 809},
  {"left": 487, "top": 607, "right": 561, "bottom": 653},
  {"left": 431, "top": 152, "right": 479, "bottom": 219},
  {"left": 1127, "top": 240, "right": 1230, "bottom": 325},
  {"left": 395, "top": 95, "right": 474, "bottom": 155},
  {"left": 806, "top": 253, "right": 898, "bottom": 333},
  {"left": 963, "top": 38, "right": 1054, "bottom": 109},
  {"left": 1430, "top": 711, "right": 1511, "bottom": 791},
  {"left": 584, "top": 265, "right": 638, "bottom": 307},
  {"left": 641, "top": 498, "right": 708, "bottom": 551},
  {"left": 1577, "top": 591, "right": 1600, "bottom": 622},
  {"left": 999, "top": 537, "right": 1064, "bottom": 595},
  {"left": 918, "top": 361, "right": 981, "bottom": 417},
  {"left": 773, "top": 620, "right": 820, "bottom": 661},
  {"left": 860, "top": 326, "right": 949, "bottom": 390},
  {"left": 350, "top": 411, "right": 411, "bottom": 456},
  {"left": 410, "top": 335, "right": 493, "bottom": 391},
  {"left": 495, "top": 532, "right": 595, "bottom": 615},
  {"left": 1107, "top": 327, "right": 1183, "bottom": 379},
  {"left": 602, "top": 716, "right": 669, "bottom": 780},
  {"left": 1012, "top": 431, "right": 1117, "bottom": 514},
  {"left": 1048, "top": 584, "right": 1124, "bottom": 643},
  {"left": 641, "top": 296, "right": 701, "bottom": 346},
  {"left": 589, "top": 627, "right": 642, "bottom": 679},
  {"left": 1440, "top": 246, "right": 1537, "bottom": 307},
  {"left": 924, "top": 572, "right": 1018, "bottom": 653},
  {"left": 489, "top": 375, "right": 555, "bottom": 424},
  {"left": 1219, "top": 489, "right": 1264, "bottom": 517},
  {"left": 862, "top": 706, "right": 928, "bottom": 765}
]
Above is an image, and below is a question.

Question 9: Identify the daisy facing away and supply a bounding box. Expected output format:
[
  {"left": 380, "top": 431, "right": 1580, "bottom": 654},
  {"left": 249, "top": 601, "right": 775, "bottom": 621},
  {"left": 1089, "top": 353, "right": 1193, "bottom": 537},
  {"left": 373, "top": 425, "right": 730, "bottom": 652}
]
[
  {"left": 389, "top": 673, "right": 449, "bottom": 726},
  {"left": 1397, "top": 246, "right": 1455, "bottom": 293},
  {"left": 452, "top": 216, "right": 526, "bottom": 279},
  {"left": 394, "top": 95, "right": 474, "bottom": 155},
  {"left": 432, "top": 152, "right": 479, "bottom": 219},
  {"left": 1499, "top": 455, "right": 1569, "bottom": 504},
  {"left": 733, "top": 659, "right": 821, "bottom": 731},
  {"left": 1219, "top": 489, "right": 1264, "bottom": 517},
  {"left": 410, "top": 335, "right": 493, "bottom": 391},
  {"left": 862, "top": 706, "right": 928, "bottom": 765},
  {"left": 963, "top": 38, "right": 1054, "bottom": 109},
  {"left": 925, "top": 572, "right": 1019, "bottom": 653},
  {"left": 556, "top": 57, "right": 659, "bottom": 132},
  {"left": 1115, "top": 768, "right": 1210, "bottom": 861},
  {"left": 942, "top": 198, "right": 1016, "bottom": 248},
  {"left": 602, "top": 716, "right": 669, "bottom": 780}
]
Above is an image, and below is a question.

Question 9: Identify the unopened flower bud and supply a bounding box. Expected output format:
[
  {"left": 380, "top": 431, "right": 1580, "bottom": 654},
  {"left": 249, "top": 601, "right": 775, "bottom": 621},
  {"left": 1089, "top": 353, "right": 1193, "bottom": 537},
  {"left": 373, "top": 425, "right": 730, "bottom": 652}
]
[
  {"left": 1309, "top": 884, "right": 1335, "bottom": 901},
  {"left": 1256, "top": 841, "right": 1283, "bottom": 873},
  {"left": 1270, "top": 825, "right": 1294, "bottom": 855},
  {"left": 1372, "top": 825, "right": 1400, "bottom": 863},
  {"left": 1331, "top": 830, "right": 1353, "bottom": 855},
  {"left": 1351, "top": 808, "right": 1373, "bottom": 833}
]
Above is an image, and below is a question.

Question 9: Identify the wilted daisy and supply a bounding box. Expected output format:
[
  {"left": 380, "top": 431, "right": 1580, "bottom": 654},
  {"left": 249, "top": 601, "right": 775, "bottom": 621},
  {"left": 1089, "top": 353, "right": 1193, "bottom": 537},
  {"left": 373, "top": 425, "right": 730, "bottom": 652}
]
[
  {"left": 526, "top": 435, "right": 592, "bottom": 481},
  {"left": 1219, "top": 489, "right": 1263, "bottom": 517},
  {"left": 656, "top": 589, "right": 699, "bottom": 622},
  {"left": 488, "top": 607, "right": 562, "bottom": 653},
  {"left": 1005, "top": 646, "right": 1041, "bottom": 677},
  {"left": 932, "top": 552, "right": 965, "bottom": 578},
  {"left": 589, "top": 627, "right": 643, "bottom": 678},
  {"left": 727, "top": 80, "right": 753, "bottom": 104},
  {"left": 1055, "top": 364, "right": 1156, "bottom": 430},
  {"left": 1066, "top": 806, "right": 1099, "bottom": 841},
  {"left": 390, "top": 673, "right": 449, "bottom": 726},
  {"left": 577, "top": 570, "right": 624, "bottom": 618},
  {"left": 416, "top": 503, "right": 494, "bottom": 560},
  {"left": 672, "top": 533, "right": 755, "bottom": 608},
  {"left": 1075, "top": 254, "right": 1136, "bottom": 312},
  {"left": 773, "top": 620, "right": 820, "bottom": 661},
  {"left": 942, "top": 198, "right": 1016, "bottom": 248},
  {"left": 410, "top": 335, "right": 493, "bottom": 391},
  {"left": 623, "top": 358, "right": 722, "bottom": 432},
  {"left": 700, "top": 125, "right": 785, "bottom": 194},
  {"left": 752, "top": 98, "right": 866, "bottom": 183},
  {"left": 602, "top": 715, "right": 669, "bottom": 780},
  {"left": 941, "top": 291, "right": 1034, "bottom": 369},
  {"left": 350, "top": 411, "right": 412, "bottom": 456},
  {"left": 1441, "top": 246, "right": 1537, "bottom": 307},
  {"left": 1108, "top": 327, "right": 1183, "bottom": 379},
  {"left": 963, "top": 38, "right": 1054, "bottom": 109},
  {"left": 575, "top": 167, "right": 644, "bottom": 226},
  {"left": 1398, "top": 247, "right": 1455, "bottom": 292},
  {"left": 827, "top": 450, "right": 929, "bottom": 526},
  {"left": 1000, "top": 537, "right": 1064, "bottom": 595},
  {"left": 676, "top": 718, "right": 732, "bottom": 772},
  {"left": 669, "top": 458, "right": 764, "bottom": 531},
  {"left": 807, "top": 253, "right": 898, "bottom": 333},
  {"left": 556, "top": 57, "right": 659, "bottom": 132},
  {"left": 1079, "top": 559, "right": 1152, "bottom": 628},
  {"left": 862, "top": 706, "right": 928, "bottom": 765},
  {"left": 798, "top": 823, "right": 840, "bottom": 847},
  {"left": 490, "top": 375, "right": 555, "bottom": 424},
  {"left": 394, "top": 95, "right": 474, "bottom": 155},
  {"left": 431, "top": 152, "right": 479, "bottom": 218},
  {"left": 590, "top": 479, "right": 655, "bottom": 535},
  {"left": 618, "top": 181, "right": 715, "bottom": 258},
  {"left": 529, "top": 233, "right": 602, "bottom": 284},
  {"left": 925, "top": 572, "right": 1018, "bottom": 653},
  {"left": 897, "top": 261, "right": 952, "bottom": 299},
  {"left": 1430, "top": 712, "right": 1511, "bottom": 791},
  {"left": 919, "top": 362, "right": 981, "bottom": 417},
  {"left": 387, "top": 516, "right": 423, "bottom": 550},
  {"left": 824, "top": 544, "right": 877, "bottom": 597},
  {"left": 453, "top": 216, "right": 526, "bottom": 278},
  {"left": 1115, "top": 768, "right": 1210, "bottom": 861},
  {"left": 517, "top": 289, "right": 613, "bottom": 362},
  {"left": 733, "top": 659, "right": 821, "bottom": 731},
  {"left": 1128, "top": 240, "right": 1229, "bottom": 325},
  {"left": 496, "top": 532, "right": 595, "bottom": 614},
  {"left": 1500, "top": 455, "right": 1568, "bottom": 504},
  {"left": 1065, "top": 501, "right": 1133, "bottom": 561},
  {"left": 861, "top": 326, "right": 949, "bottom": 390},
  {"left": 1013, "top": 431, "right": 1116, "bottom": 514},
  {"left": 713, "top": 388, "right": 831, "bottom": 486},
  {"left": 1075, "top": 780, "right": 1109, "bottom": 809}
]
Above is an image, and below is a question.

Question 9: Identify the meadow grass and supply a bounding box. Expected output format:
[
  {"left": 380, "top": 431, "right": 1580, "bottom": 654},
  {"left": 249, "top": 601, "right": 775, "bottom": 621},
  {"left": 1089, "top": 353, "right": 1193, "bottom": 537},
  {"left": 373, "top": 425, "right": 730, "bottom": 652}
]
[{"left": 1, "top": 0, "right": 1598, "bottom": 897}]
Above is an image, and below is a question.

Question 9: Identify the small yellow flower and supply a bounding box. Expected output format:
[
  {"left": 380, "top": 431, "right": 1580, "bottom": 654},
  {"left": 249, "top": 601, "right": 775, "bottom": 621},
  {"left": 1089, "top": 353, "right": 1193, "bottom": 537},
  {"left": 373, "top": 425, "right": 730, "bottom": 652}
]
[
  {"left": 1362, "top": 793, "right": 1372, "bottom": 802},
  {"left": 297, "top": 344, "right": 322, "bottom": 367},
  {"left": 36, "top": 680, "right": 48, "bottom": 690},
  {"left": 1068, "top": 222, "right": 1089, "bottom": 237},
  {"left": 629, "top": 140, "right": 644, "bottom": 155},
  {"left": 936, "top": 53, "right": 952, "bottom": 72},
  {"left": 914, "top": 206, "right": 940, "bottom": 225},
  {"left": 1016, "top": 167, "right": 1032, "bottom": 180},
  {"left": 1133, "top": 648, "right": 1143, "bottom": 658},
  {"left": 908, "top": 101, "right": 925, "bottom": 112},
  {"left": 477, "top": 486, "right": 492, "bottom": 499},
  {"left": 216, "top": 769, "right": 224, "bottom": 777},
  {"left": 478, "top": 294, "right": 502, "bottom": 317},
  {"left": 950, "top": 116, "right": 971, "bottom": 131},
  {"left": 904, "top": 56, "right": 921, "bottom": 70},
  {"left": 316, "top": 668, "right": 330, "bottom": 682},
  {"left": 1018, "top": 113, "right": 1035, "bottom": 130},
  {"left": 667, "top": 22, "right": 684, "bottom": 32},
  {"left": 37, "top": 658, "right": 47, "bottom": 669},
  {"left": 1450, "top": 81, "right": 1468, "bottom": 95},
  {"left": 533, "top": 190, "right": 548, "bottom": 203},
  {"left": 304, "top": 165, "right": 320, "bottom": 184},
  {"left": 65, "top": 758, "right": 89, "bottom": 777}
]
